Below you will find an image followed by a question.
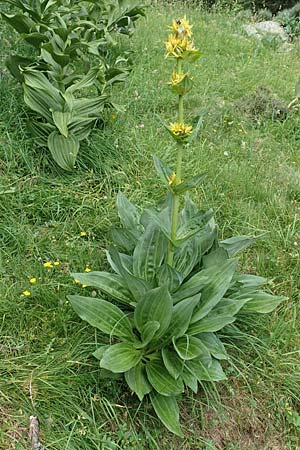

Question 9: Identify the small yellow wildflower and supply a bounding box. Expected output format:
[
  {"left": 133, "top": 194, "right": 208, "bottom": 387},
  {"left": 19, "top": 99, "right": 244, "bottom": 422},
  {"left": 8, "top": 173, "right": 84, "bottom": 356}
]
[
  {"left": 82, "top": 285, "right": 87, "bottom": 288},
  {"left": 169, "top": 122, "right": 193, "bottom": 139},
  {"left": 171, "top": 17, "right": 193, "bottom": 38},
  {"left": 53, "top": 261, "right": 60, "bottom": 266},
  {"left": 43, "top": 261, "right": 53, "bottom": 268},
  {"left": 29, "top": 277, "right": 37, "bottom": 284},
  {"left": 22, "top": 290, "right": 31, "bottom": 297},
  {"left": 80, "top": 231, "right": 87, "bottom": 237},
  {"left": 167, "top": 172, "right": 177, "bottom": 187},
  {"left": 111, "top": 114, "right": 116, "bottom": 120},
  {"left": 85, "top": 267, "right": 91, "bottom": 273},
  {"left": 74, "top": 279, "right": 80, "bottom": 284}
]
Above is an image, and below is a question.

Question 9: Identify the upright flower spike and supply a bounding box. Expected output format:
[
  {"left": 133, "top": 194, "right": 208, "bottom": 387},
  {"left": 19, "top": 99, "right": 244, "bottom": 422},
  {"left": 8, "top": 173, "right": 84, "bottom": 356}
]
[{"left": 164, "top": 18, "right": 201, "bottom": 265}]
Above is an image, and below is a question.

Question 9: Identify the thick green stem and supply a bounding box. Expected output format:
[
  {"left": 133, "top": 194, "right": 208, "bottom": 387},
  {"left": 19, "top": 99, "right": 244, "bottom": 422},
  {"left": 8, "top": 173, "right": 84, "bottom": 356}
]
[{"left": 167, "top": 59, "right": 184, "bottom": 266}]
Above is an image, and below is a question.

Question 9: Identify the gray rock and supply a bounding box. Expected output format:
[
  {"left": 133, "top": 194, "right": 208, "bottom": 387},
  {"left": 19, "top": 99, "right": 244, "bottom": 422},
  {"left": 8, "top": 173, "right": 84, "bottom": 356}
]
[{"left": 243, "top": 21, "right": 288, "bottom": 41}]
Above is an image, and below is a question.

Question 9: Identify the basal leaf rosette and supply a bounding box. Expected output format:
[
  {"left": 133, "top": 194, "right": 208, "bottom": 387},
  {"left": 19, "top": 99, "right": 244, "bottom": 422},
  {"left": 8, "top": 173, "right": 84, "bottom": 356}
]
[{"left": 68, "top": 193, "right": 287, "bottom": 437}]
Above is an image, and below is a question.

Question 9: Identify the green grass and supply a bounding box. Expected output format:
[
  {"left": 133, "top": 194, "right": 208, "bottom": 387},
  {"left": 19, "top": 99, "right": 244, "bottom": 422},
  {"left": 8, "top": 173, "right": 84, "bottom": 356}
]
[{"left": 1, "top": 4, "right": 300, "bottom": 449}]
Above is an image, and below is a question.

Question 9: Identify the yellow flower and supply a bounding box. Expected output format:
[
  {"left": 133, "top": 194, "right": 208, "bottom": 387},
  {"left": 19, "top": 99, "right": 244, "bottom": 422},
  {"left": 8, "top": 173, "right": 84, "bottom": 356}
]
[
  {"left": 43, "top": 261, "right": 53, "bottom": 268},
  {"left": 167, "top": 172, "right": 176, "bottom": 187},
  {"left": 29, "top": 277, "right": 37, "bottom": 284},
  {"left": 82, "top": 285, "right": 87, "bottom": 288},
  {"left": 80, "top": 231, "right": 87, "bottom": 237},
  {"left": 111, "top": 114, "right": 116, "bottom": 120},
  {"left": 85, "top": 267, "right": 91, "bottom": 273},
  {"left": 74, "top": 279, "right": 80, "bottom": 284},
  {"left": 171, "top": 17, "right": 193, "bottom": 38},
  {"left": 53, "top": 261, "right": 60, "bottom": 266},
  {"left": 169, "top": 122, "right": 193, "bottom": 140},
  {"left": 22, "top": 290, "right": 31, "bottom": 297},
  {"left": 169, "top": 72, "right": 186, "bottom": 87}
]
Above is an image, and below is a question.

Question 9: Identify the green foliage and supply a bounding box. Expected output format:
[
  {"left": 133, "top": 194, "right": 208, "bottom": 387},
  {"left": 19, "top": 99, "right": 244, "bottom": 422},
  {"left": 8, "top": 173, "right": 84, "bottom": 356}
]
[
  {"left": 68, "top": 191, "right": 286, "bottom": 435},
  {"left": 1, "top": 0, "right": 145, "bottom": 170}
]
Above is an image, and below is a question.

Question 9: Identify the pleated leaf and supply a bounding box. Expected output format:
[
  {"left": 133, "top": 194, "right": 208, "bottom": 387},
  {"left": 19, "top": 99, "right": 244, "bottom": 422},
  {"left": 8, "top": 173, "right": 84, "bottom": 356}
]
[
  {"left": 71, "top": 271, "right": 133, "bottom": 306},
  {"left": 48, "top": 131, "right": 79, "bottom": 171},
  {"left": 100, "top": 343, "right": 142, "bottom": 373},
  {"left": 173, "top": 335, "right": 212, "bottom": 361},
  {"left": 133, "top": 225, "right": 167, "bottom": 281},
  {"left": 191, "top": 260, "right": 237, "bottom": 323},
  {"left": 161, "top": 347, "right": 185, "bottom": 379},
  {"left": 125, "top": 362, "right": 152, "bottom": 401},
  {"left": 161, "top": 294, "right": 201, "bottom": 344},
  {"left": 117, "top": 192, "right": 141, "bottom": 230},
  {"left": 134, "top": 285, "right": 172, "bottom": 338},
  {"left": 150, "top": 392, "right": 183, "bottom": 437},
  {"left": 68, "top": 295, "right": 134, "bottom": 339},
  {"left": 186, "top": 358, "right": 227, "bottom": 382},
  {"left": 188, "top": 315, "right": 236, "bottom": 335},
  {"left": 198, "top": 333, "right": 228, "bottom": 360},
  {"left": 146, "top": 358, "right": 184, "bottom": 396},
  {"left": 240, "top": 292, "right": 287, "bottom": 314},
  {"left": 220, "top": 235, "right": 255, "bottom": 257}
]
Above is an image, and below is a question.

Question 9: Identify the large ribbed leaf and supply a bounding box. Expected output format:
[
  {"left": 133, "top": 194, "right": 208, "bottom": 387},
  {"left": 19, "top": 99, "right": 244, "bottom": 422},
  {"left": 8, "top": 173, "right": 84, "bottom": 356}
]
[
  {"left": 68, "top": 295, "right": 133, "bottom": 339},
  {"left": 116, "top": 192, "right": 141, "bottom": 230},
  {"left": 6, "top": 55, "right": 34, "bottom": 82},
  {"left": 198, "top": 333, "right": 228, "bottom": 360},
  {"left": 173, "top": 265, "right": 216, "bottom": 303},
  {"left": 1, "top": 12, "right": 34, "bottom": 34},
  {"left": 71, "top": 271, "right": 133, "bottom": 306},
  {"left": 134, "top": 321, "right": 161, "bottom": 349},
  {"left": 134, "top": 285, "right": 172, "bottom": 338},
  {"left": 100, "top": 343, "right": 142, "bottom": 373},
  {"left": 157, "top": 264, "right": 183, "bottom": 293},
  {"left": 220, "top": 235, "right": 255, "bottom": 257},
  {"left": 23, "top": 70, "right": 62, "bottom": 105},
  {"left": 73, "top": 95, "right": 107, "bottom": 116},
  {"left": 67, "top": 66, "right": 103, "bottom": 93},
  {"left": 161, "top": 347, "right": 185, "bottom": 379},
  {"left": 23, "top": 85, "right": 54, "bottom": 121},
  {"left": 173, "top": 335, "right": 211, "bottom": 361},
  {"left": 48, "top": 131, "right": 79, "bottom": 171},
  {"left": 239, "top": 292, "right": 286, "bottom": 314},
  {"left": 125, "top": 362, "right": 152, "bottom": 401},
  {"left": 153, "top": 155, "right": 173, "bottom": 187},
  {"left": 186, "top": 358, "right": 226, "bottom": 382},
  {"left": 106, "top": 248, "right": 148, "bottom": 301},
  {"left": 174, "top": 210, "right": 214, "bottom": 247},
  {"left": 52, "top": 111, "right": 72, "bottom": 137},
  {"left": 209, "top": 297, "right": 249, "bottom": 317},
  {"left": 161, "top": 294, "right": 201, "bottom": 344},
  {"left": 133, "top": 225, "right": 167, "bottom": 281},
  {"left": 191, "top": 260, "right": 237, "bottom": 323},
  {"left": 188, "top": 314, "right": 236, "bottom": 335},
  {"left": 146, "top": 358, "right": 184, "bottom": 396},
  {"left": 182, "top": 367, "right": 198, "bottom": 393},
  {"left": 150, "top": 392, "right": 183, "bottom": 437}
]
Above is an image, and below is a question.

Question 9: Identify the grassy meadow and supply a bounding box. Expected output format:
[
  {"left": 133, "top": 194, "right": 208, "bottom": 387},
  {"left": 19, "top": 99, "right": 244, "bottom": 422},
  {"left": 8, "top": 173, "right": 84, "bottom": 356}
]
[{"left": 1, "top": 4, "right": 300, "bottom": 449}]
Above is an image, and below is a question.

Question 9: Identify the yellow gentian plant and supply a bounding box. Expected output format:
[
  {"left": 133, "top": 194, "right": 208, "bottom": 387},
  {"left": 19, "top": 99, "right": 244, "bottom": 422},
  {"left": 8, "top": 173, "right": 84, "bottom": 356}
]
[{"left": 68, "top": 18, "right": 286, "bottom": 436}]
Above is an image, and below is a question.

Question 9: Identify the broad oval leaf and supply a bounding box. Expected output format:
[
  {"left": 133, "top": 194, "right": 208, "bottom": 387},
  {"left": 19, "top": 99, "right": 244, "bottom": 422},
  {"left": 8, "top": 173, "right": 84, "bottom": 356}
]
[
  {"left": 220, "top": 235, "right": 255, "bottom": 257},
  {"left": 100, "top": 343, "right": 142, "bottom": 373},
  {"left": 161, "top": 347, "right": 185, "bottom": 380},
  {"left": 240, "top": 292, "right": 286, "bottom": 314},
  {"left": 125, "top": 361, "right": 152, "bottom": 401},
  {"left": 134, "top": 285, "right": 172, "bottom": 338},
  {"left": 116, "top": 192, "right": 141, "bottom": 230},
  {"left": 188, "top": 314, "right": 236, "bottom": 335},
  {"left": 133, "top": 225, "right": 167, "bottom": 281},
  {"left": 68, "top": 295, "right": 133, "bottom": 339},
  {"left": 186, "top": 358, "right": 227, "bottom": 382},
  {"left": 198, "top": 333, "right": 228, "bottom": 360},
  {"left": 71, "top": 271, "right": 133, "bottom": 306},
  {"left": 146, "top": 358, "right": 184, "bottom": 396},
  {"left": 150, "top": 392, "right": 183, "bottom": 437},
  {"left": 191, "top": 260, "right": 237, "bottom": 323},
  {"left": 48, "top": 131, "right": 79, "bottom": 171},
  {"left": 173, "top": 335, "right": 212, "bottom": 361},
  {"left": 161, "top": 293, "right": 201, "bottom": 344}
]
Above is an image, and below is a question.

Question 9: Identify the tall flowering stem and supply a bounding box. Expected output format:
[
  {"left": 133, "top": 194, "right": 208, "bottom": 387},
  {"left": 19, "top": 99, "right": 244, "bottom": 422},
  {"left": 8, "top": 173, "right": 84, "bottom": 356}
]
[{"left": 165, "top": 18, "right": 201, "bottom": 265}]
